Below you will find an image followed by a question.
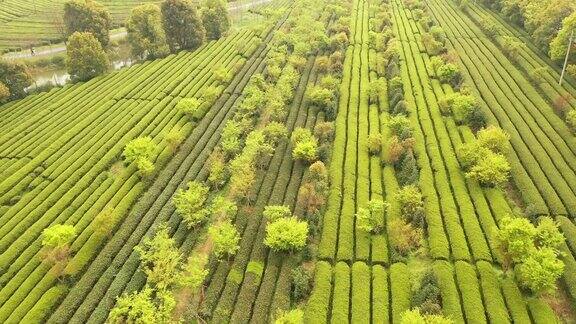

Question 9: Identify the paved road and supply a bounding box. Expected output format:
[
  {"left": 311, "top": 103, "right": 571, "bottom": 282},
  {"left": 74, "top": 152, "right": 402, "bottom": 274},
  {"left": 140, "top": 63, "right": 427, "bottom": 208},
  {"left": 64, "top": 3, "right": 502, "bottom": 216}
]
[{"left": 2, "top": 0, "right": 273, "bottom": 60}]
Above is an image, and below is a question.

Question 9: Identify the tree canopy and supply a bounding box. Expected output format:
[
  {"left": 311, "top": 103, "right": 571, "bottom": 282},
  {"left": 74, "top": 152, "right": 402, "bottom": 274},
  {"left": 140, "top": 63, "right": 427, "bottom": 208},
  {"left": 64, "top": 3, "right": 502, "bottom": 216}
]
[
  {"left": 127, "top": 4, "right": 169, "bottom": 59},
  {"left": 161, "top": 0, "right": 206, "bottom": 52},
  {"left": 202, "top": 0, "right": 231, "bottom": 40},
  {"left": 63, "top": 0, "right": 111, "bottom": 47},
  {"left": 66, "top": 31, "right": 109, "bottom": 82}
]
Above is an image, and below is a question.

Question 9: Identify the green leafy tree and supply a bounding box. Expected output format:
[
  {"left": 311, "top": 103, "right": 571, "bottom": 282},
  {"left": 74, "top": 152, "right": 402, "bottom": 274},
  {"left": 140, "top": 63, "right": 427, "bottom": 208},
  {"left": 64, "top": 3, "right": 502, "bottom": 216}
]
[
  {"left": 517, "top": 248, "right": 565, "bottom": 294},
  {"left": 0, "top": 61, "right": 32, "bottom": 100},
  {"left": 180, "top": 252, "right": 208, "bottom": 290},
  {"left": 134, "top": 224, "right": 182, "bottom": 290},
  {"left": 292, "top": 140, "right": 318, "bottom": 162},
  {"left": 127, "top": 4, "right": 169, "bottom": 59},
  {"left": 396, "top": 185, "right": 425, "bottom": 226},
  {"left": 123, "top": 136, "right": 157, "bottom": 174},
  {"left": 108, "top": 287, "right": 158, "bottom": 324},
  {"left": 164, "top": 128, "right": 185, "bottom": 151},
  {"left": 201, "top": 0, "right": 230, "bottom": 40},
  {"left": 172, "top": 181, "right": 210, "bottom": 228},
  {"left": 275, "top": 308, "right": 304, "bottom": 324},
  {"left": 263, "top": 205, "right": 292, "bottom": 222},
  {"left": 0, "top": 81, "right": 9, "bottom": 103},
  {"left": 465, "top": 151, "right": 510, "bottom": 187},
  {"left": 400, "top": 308, "right": 453, "bottom": 324},
  {"left": 176, "top": 97, "right": 203, "bottom": 120},
  {"left": 356, "top": 199, "right": 388, "bottom": 233},
  {"left": 208, "top": 221, "right": 240, "bottom": 260},
  {"left": 476, "top": 126, "right": 509, "bottom": 153},
  {"left": 63, "top": 0, "right": 111, "bottom": 47},
  {"left": 41, "top": 224, "right": 77, "bottom": 264},
  {"left": 211, "top": 196, "right": 238, "bottom": 220},
  {"left": 66, "top": 31, "right": 109, "bottom": 81},
  {"left": 264, "top": 217, "right": 308, "bottom": 252},
  {"left": 161, "top": 0, "right": 206, "bottom": 52},
  {"left": 550, "top": 12, "right": 576, "bottom": 62},
  {"left": 497, "top": 216, "right": 537, "bottom": 265}
]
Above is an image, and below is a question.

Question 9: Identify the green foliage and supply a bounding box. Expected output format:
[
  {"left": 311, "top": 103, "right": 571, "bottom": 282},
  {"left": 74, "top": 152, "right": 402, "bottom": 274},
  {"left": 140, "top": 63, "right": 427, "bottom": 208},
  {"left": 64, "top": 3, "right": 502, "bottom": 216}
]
[
  {"left": 517, "top": 248, "right": 564, "bottom": 295},
  {"left": 567, "top": 110, "right": 576, "bottom": 133},
  {"left": 389, "top": 218, "right": 423, "bottom": 256},
  {"left": 388, "top": 115, "right": 413, "bottom": 139},
  {"left": 291, "top": 128, "right": 318, "bottom": 162},
  {"left": 127, "top": 4, "right": 169, "bottom": 59},
  {"left": 367, "top": 134, "right": 382, "bottom": 155},
  {"left": 123, "top": 137, "right": 156, "bottom": 163},
  {"left": 201, "top": 0, "right": 230, "bottom": 40},
  {"left": 397, "top": 150, "right": 419, "bottom": 187},
  {"left": 161, "top": 0, "right": 206, "bottom": 52},
  {"left": 108, "top": 287, "right": 158, "bottom": 324},
  {"left": 264, "top": 217, "right": 308, "bottom": 252},
  {"left": 0, "top": 61, "right": 32, "bottom": 100},
  {"left": 291, "top": 266, "right": 311, "bottom": 302},
  {"left": 497, "top": 215, "right": 565, "bottom": 294},
  {"left": 210, "top": 196, "right": 237, "bottom": 221},
  {"left": 134, "top": 224, "right": 182, "bottom": 291},
  {"left": 208, "top": 221, "right": 240, "bottom": 260},
  {"left": 550, "top": 12, "right": 576, "bottom": 61},
  {"left": 275, "top": 308, "right": 304, "bottom": 324},
  {"left": 306, "top": 85, "right": 336, "bottom": 117},
  {"left": 66, "top": 31, "right": 109, "bottom": 81},
  {"left": 165, "top": 128, "right": 184, "bottom": 151},
  {"left": 263, "top": 121, "right": 288, "bottom": 144},
  {"left": 477, "top": 126, "right": 510, "bottom": 153},
  {"left": 465, "top": 151, "right": 510, "bottom": 187},
  {"left": 42, "top": 224, "right": 76, "bottom": 249},
  {"left": 176, "top": 97, "right": 203, "bottom": 119},
  {"left": 437, "top": 63, "right": 461, "bottom": 87},
  {"left": 172, "top": 181, "right": 210, "bottom": 228},
  {"left": 396, "top": 185, "right": 425, "bottom": 227},
  {"left": 64, "top": 0, "right": 111, "bottom": 47},
  {"left": 400, "top": 308, "right": 453, "bottom": 324},
  {"left": 314, "top": 121, "right": 335, "bottom": 143},
  {"left": 263, "top": 205, "right": 292, "bottom": 222},
  {"left": 181, "top": 252, "right": 208, "bottom": 290},
  {"left": 355, "top": 199, "right": 388, "bottom": 233}
]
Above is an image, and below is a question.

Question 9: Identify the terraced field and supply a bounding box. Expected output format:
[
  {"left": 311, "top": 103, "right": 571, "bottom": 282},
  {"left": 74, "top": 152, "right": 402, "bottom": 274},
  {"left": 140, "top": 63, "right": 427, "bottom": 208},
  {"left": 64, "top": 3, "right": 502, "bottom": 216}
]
[{"left": 2, "top": 0, "right": 576, "bottom": 322}]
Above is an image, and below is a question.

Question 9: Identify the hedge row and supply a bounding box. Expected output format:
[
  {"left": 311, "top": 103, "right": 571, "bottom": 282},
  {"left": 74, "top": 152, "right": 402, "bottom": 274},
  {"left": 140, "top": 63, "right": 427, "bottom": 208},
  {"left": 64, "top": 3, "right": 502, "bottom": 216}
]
[
  {"left": 454, "top": 261, "right": 486, "bottom": 323},
  {"left": 372, "top": 264, "right": 389, "bottom": 323},
  {"left": 476, "top": 261, "right": 510, "bottom": 324},
  {"left": 305, "top": 261, "right": 332, "bottom": 323},
  {"left": 331, "top": 262, "right": 350, "bottom": 323},
  {"left": 390, "top": 262, "right": 411, "bottom": 324},
  {"left": 500, "top": 276, "right": 530, "bottom": 323},
  {"left": 352, "top": 262, "right": 371, "bottom": 323},
  {"left": 432, "top": 260, "right": 463, "bottom": 323}
]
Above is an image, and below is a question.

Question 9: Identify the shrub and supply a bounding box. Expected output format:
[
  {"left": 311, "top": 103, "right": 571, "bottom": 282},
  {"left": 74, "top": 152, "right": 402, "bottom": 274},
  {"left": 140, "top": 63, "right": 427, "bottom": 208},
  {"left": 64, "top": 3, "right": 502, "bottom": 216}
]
[
  {"left": 210, "top": 196, "right": 237, "bottom": 221},
  {"left": 458, "top": 142, "right": 488, "bottom": 170},
  {"left": 367, "top": 134, "right": 382, "bottom": 155},
  {"left": 41, "top": 224, "right": 76, "bottom": 266},
  {"left": 400, "top": 308, "right": 453, "bottom": 324},
  {"left": 397, "top": 150, "right": 419, "bottom": 186},
  {"left": 207, "top": 150, "right": 228, "bottom": 189},
  {"left": 274, "top": 309, "right": 304, "bottom": 324},
  {"left": 388, "top": 115, "right": 413, "bottom": 139},
  {"left": 314, "top": 122, "right": 335, "bottom": 143},
  {"left": 389, "top": 218, "right": 422, "bottom": 256},
  {"left": 292, "top": 140, "right": 318, "bottom": 162},
  {"left": 123, "top": 137, "right": 156, "bottom": 164},
  {"left": 369, "top": 78, "right": 386, "bottom": 104},
  {"left": 437, "top": 63, "right": 461, "bottom": 87},
  {"left": 291, "top": 266, "right": 311, "bottom": 302},
  {"left": 165, "top": 129, "right": 184, "bottom": 151},
  {"left": 465, "top": 151, "right": 510, "bottom": 187},
  {"left": 108, "top": 287, "right": 159, "bottom": 323},
  {"left": 476, "top": 126, "right": 509, "bottom": 153},
  {"left": 176, "top": 97, "right": 203, "bottom": 119},
  {"left": 264, "top": 217, "right": 308, "bottom": 252},
  {"left": 315, "top": 56, "right": 329, "bottom": 72},
  {"left": 566, "top": 110, "right": 576, "bottom": 133},
  {"left": 172, "top": 181, "right": 210, "bottom": 228},
  {"left": 396, "top": 185, "right": 425, "bottom": 227},
  {"left": 263, "top": 121, "right": 288, "bottom": 144},
  {"left": 307, "top": 85, "right": 336, "bottom": 115},
  {"left": 356, "top": 199, "right": 388, "bottom": 234},
  {"left": 263, "top": 205, "right": 292, "bottom": 222},
  {"left": 208, "top": 221, "right": 240, "bottom": 260}
]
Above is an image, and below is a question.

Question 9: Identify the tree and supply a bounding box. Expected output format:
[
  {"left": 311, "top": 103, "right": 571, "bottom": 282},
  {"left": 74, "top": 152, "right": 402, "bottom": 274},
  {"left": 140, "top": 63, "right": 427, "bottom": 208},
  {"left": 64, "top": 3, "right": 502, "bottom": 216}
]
[
  {"left": 208, "top": 221, "right": 240, "bottom": 260},
  {"left": 181, "top": 252, "right": 208, "bottom": 291},
  {"left": 210, "top": 196, "right": 237, "bottom": 221},
  {"left": 134, "top": 224, "right": 182, "bottom": 290},
  {"left": 127, "top": 4, "right": 169, "bottom": 59},
  {"left": 400, "top": 308, "right": 453, "bottom": 324},
  {"left": 356, "top": 199, "right": 388, "bottom": 233},
  {"left": 0, "top": 60, "right": 32, "bottom": 100},
  {"left": 161, "top": 0, "right": 206, "bottom": 52},
  {"left": 41, "top": 224, "right": 77, "bottom": 264},
  {"left": 164, "top": 128, "right": 184, "bottom": 151},
  {"left": 66, "top": 32, "right": 109, "bottom": 81},
  {"left": 123, "top": 136, "right": 157, "bottom": 174},
  {"left": 465, "top": 151, "right": 510, "bottom": 187},
  {"left": 176, "top": 97, "right": 203, "bottom": 120},
  {"left": 201, "top": 0, "right": 230, "bottom": 40},
  {"left": 63, "top": 0, "right": 111, "bottom": 47},
  {"left": 517, "top": 248, "right": 565, "bottom": 294},
  {"left": 263, "top": 205, "right": 292, "bottom": 222},
  {"left": 108, "top": 287, "right": 158, "bottom": 324},
  {"left": 264, "top": 217, "right": 308, "bottom": 252},
  {"left": 275, "top": 308, "right": 304, "bottom": 324},
  {"left": 396, "top": 185, "right": 425, "bottom": 227},
  {"left": 172, "top": 181, "right": 210, "bottom": 228},
  {"left": 497, "top": 216, "right": 537, "bottom": 265},
  {"left": 0, "top": 81, "right": 10, "bottom": 103},
  {"left": 291, "top": 128, "right": 318, "bottom": 162},
  {"left": 476, "top": 126, "right": 509, "bottom": 153},
  {"left": 367, "top": 134, "right": 382, "bottom": 155},
  {"left": 549, "top": 12, "right": 576, "bottom": 62}
]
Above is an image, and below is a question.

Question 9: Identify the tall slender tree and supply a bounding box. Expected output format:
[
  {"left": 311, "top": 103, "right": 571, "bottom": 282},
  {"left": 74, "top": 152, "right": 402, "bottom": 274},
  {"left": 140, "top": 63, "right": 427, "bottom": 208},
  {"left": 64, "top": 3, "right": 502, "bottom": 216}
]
[
  {"left": 202, "top": 0, "right": 231, "bottom": 40},
  {"left": 127, "top": 4, "right": 169, "bottom": 59}
]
